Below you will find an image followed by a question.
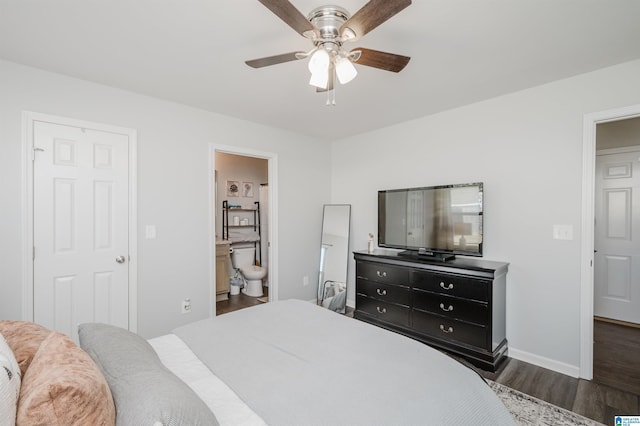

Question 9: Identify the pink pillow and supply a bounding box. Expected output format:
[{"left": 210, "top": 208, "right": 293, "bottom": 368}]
[
  {"left": 16, "top": 331, "right": 115, "bottom": 426},
  {"left": 0, "top": 321, "right": 51, "bottom": 376}
]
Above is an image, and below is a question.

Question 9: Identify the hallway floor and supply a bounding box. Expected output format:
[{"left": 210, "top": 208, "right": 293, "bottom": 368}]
[{"left": 593, "top": 317, "right": 640, "bottom": 395}]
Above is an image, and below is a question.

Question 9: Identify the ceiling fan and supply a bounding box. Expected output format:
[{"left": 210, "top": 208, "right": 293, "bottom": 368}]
[{"left": 245, "top": 0, "right": 411, "bottom": 101}]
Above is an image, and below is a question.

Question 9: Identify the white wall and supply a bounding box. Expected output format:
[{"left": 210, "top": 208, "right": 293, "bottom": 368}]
[
  {"left": 0, "top": 59, "right": 330, "bottom": 338},
  {"left": 331, "top": 59, "right": 640, "bottom": 374}
]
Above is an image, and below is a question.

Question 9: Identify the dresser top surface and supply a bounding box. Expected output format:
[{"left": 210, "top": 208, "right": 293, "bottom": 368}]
[{"left": 354, "top": 250, "right": 509, "bottom": 276}]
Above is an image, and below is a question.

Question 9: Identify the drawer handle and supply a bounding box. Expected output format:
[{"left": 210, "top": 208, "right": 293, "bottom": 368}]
[
  {"left": 376, "top": 270, "right": 387, "bottom": 278},
  {"left": 439, "top": 303, "right": 454, "bottom": 312},
  {"left": 440, "top": 282, "right": 454, "bottom": 290},
  {"left": 376, "top": 288, "right": 387, "bottom": 296},
  {"left": 376, "top": 306, "right": 387, "bottom": 314},
  {"left": 439, "top": 324, "right": 454, "bottom": 333}
]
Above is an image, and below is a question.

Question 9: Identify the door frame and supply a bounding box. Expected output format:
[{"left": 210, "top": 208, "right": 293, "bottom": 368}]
[
  {"left": 209, "top": 144, "right": 278, "bottom": 316},
  {"left": 21, "top": 111, "right": 138, "bottom": 331},
  {"left": 580, "top": 104, "right": 640, "bottom": 379}
]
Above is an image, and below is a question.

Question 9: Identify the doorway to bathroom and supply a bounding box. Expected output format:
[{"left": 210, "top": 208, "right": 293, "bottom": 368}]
[{"left": 210, "top": 145, "right": 277, "bottom": 316}]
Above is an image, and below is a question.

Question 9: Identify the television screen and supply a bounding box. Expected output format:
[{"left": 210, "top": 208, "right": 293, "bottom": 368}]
[{"left": 378, "top": 183, "right": 483, "bottom": 257}]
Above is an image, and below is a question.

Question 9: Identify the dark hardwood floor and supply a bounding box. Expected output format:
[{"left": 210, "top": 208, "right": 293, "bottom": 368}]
[
  {"left": 593, "top": 317, "right": 640, "bottom": 395},
  {"left": 474, "top": 358, "right": 640, "bottom": 426},
  {"left": 215, "top": 286, "right": 269, "bottom": 315},
  {"left": 467, "top": 318, "right": 640, "bottom": 425},
  {"left": 217, "top": 299, "right": 639, "bottom": 425}
]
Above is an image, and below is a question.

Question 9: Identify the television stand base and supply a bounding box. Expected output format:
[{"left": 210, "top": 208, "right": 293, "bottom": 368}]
[{"left": 398, "top": 250, "right": 455, "bottom": 262}]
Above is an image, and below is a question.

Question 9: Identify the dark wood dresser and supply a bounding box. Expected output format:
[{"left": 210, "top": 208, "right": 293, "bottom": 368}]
[{"left": 354, "top": 250, "right": 508, "bottom": 371}]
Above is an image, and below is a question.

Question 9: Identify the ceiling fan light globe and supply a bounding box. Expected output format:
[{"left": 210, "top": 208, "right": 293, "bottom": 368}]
[
  {"left": 308, "top": 48, "right": 330, "bottom": 74},
  {"left": 309, "top": 70, "right": 329, "bottom": 89},
  {"left": 335, "top": 57, "right": 357, "bottom": 84}
]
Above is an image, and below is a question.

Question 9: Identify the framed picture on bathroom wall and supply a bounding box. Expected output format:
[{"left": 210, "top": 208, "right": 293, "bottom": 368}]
[
  {"left": 226, "top": 180, "right": 239, "bottom": 197},
  {"left": 241, "top": 182, "right": 254, "bottom": 197}
]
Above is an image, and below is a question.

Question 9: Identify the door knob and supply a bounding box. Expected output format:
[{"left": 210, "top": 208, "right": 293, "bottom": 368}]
[{"left": 116, "top": 255, "right": 126, "bottom": 264}]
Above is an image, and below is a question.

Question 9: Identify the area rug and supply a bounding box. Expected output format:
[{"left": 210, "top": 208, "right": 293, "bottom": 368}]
[{"left": 488, "top": 380, "right": 605, "bottom": 426}]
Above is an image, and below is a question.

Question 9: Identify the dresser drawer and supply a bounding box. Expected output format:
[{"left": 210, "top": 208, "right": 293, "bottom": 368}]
[
  {"left": 356, "top": 279, "right": 410, "bottom": 306},
  {"left": 356, "top": 295, "right": 410, "bottom": 327},
  {"left": 356, "top": 261, "right": 409, "bottom": 285},
  {"left": 411, "top": 271, "right": 489, "bottom": 302},
  {"left": 412, "top": 310, "right": 487, "bottom": 349},
  {"left": 412, "top": 290, "right": 488, "bottom": 326}
]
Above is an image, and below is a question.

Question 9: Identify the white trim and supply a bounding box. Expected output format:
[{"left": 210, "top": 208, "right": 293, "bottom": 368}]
[
  {"left": 22, "top": 113, "right": 34, "bottom": 321},
  {"left": 209, "top": 144, "right": 279, "bottom": 316},
  {"left": 21, "top": 111, "right": 138, "bottom": 332},
  {"left": 128, "top": 128, "right": 138, "bottom": 333},
  {"left": 208, "top": 145, "right": 216, "bottom": 318},
  {"left": 509, "top": 347, "right": 580, "bottom": 378},
  {"left": 580, "top": 104, "right": 640, "bottom": 379}
]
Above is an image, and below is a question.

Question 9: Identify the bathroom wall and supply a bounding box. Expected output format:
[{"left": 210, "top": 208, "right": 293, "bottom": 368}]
[{"left": 215, "top": 152, "right": 268, "bottom": 240}]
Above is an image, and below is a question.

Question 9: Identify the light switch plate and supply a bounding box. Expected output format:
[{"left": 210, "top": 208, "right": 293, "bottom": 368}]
[
  {"left": 145, "top": 225, "right": 156, "bottom": 239},
  {"left": 553, "top": 224, "right": 573, "bottom": 240}
]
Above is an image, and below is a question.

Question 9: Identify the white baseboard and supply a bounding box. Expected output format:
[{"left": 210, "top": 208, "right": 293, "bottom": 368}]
[{"left": 508, "top": 347, "right": 580, "bottom": 378}]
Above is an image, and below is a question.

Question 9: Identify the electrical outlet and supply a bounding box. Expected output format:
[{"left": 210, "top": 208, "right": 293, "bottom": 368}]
[
  {"left": 181, "top": 298, "right": 191, "bottom": 314},
  {"left": 303, "top": 276, "right": 309, "bottom": 286}
]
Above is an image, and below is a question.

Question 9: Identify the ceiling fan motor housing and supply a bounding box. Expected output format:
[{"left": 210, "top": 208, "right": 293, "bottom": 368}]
[{"left": 307, "top": 5, "right": 350, "bottom": 51}]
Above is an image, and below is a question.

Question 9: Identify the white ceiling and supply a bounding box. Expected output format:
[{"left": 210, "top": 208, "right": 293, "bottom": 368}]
[{"left": 2, "top": 0, "right": 640, "bottom": 140}]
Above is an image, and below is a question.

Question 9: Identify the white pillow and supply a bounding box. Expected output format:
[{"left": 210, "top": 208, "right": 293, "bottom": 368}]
[{"left": 0, "top": 333, "right": 21, "bottom": 426}]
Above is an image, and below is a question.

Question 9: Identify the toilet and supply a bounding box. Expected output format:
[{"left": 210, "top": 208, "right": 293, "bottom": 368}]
[{"left": 230, "top": 247, "right": 267, "bottom": 297}]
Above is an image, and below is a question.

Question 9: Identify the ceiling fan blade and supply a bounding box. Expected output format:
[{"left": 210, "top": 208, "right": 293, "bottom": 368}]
[
  {"left": 351, "top": 47, "right": 410, "bottom": 72},
  {"left": 245, "top": 51, "right": 305, "bottom": 68},
  {"left": 258, "top": 0, "right": 318, "bottom": 38},
  {"left": 340, "top": 0, "right": 411, "bottom": 41}
]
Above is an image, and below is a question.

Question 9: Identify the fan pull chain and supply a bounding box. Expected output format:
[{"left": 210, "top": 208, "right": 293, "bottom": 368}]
[
  {"left": 326, "top": 84, "right": 336, "bottom": 106},
  {"left": 325, "top": 68, "right": 336, "bottom": 106},
  {"left": 325, "top": 90, "right": 336, "bottom": 106}
]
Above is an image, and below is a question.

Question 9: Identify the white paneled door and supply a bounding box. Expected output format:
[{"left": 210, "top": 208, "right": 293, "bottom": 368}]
[
  {"left": 594, "top": 148, "right": 640, "bottom": 324},
  {"left": 33, "top": 120, "right": 130, "bottom": 341}
]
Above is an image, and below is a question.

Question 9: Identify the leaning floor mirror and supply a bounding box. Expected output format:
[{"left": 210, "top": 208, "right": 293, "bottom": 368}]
[{"left": 317, "top": 204, "right": 351, "bottom": 314}]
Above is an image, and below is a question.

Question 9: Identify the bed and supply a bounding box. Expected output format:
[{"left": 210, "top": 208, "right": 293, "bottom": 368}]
[{"left": 0, "top": 299, "right": 514, "bottom": 425}]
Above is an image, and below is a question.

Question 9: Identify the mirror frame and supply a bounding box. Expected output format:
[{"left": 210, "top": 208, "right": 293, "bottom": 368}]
[{"left": 317, "top": 204, "right": 351, "bottom": 313}]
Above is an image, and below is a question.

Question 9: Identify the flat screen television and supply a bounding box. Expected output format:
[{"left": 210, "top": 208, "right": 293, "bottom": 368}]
[{"left": 378, "top": 182, "right": 483, "bottom": 260}]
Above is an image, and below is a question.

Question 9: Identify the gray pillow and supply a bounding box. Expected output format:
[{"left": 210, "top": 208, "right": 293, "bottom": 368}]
[{"left": 78, "top": 323, "right": 219, "bottom": 426}]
